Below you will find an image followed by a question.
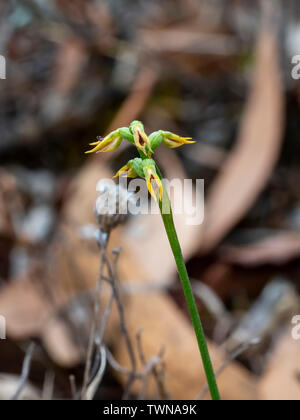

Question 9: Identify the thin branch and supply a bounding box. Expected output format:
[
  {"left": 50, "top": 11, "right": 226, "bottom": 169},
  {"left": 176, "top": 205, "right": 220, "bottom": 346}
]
[
  {"left": 106, "top": 348, "right": 133, "bottom": 376},
  {"left": 11, "top": 342, "right": 36, "bottom": 400},
  {"left": 86, "top": 346, "right": 107, "bottom": 401},
  {"left": 104, "top": 254, "right": 137, "bottom": 399},
  {"left": 96, "top": 290, "right": 114, "bottom": 348},
  {"left": 69, "top": 375, "right": 77, "bottom": 400},
  {"left": 81, "top": 239, "right": 108, "bottom": 400},
  {"left": 137, "top": 356, "right": 161, "bottom": 400},
  {"left": 136, "top": 330, "right": 171, "bottom": 400},
  {"left": 136, "top": 329, "right": 147, "bottom": 365},
  {"left": 95, "top": 248, "right": 120, "bottom": 349},
  {"left": 42, "top": 371, "right": 55, "bottom": 401}
]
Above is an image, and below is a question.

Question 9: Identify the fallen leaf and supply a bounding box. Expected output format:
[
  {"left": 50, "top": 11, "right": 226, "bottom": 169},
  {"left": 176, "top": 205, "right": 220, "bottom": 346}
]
[
  {"left": 200, "top": 26, "right": 285, "bottom": 253},
  {"left": 220, "top": 232, "right": 300, "bottom": 266},
  {"left": 259, "top": 330, "right": 300, "bottom": 400},
  {"left": 113, "top": 292, "right": 258, "bottom": 400}
]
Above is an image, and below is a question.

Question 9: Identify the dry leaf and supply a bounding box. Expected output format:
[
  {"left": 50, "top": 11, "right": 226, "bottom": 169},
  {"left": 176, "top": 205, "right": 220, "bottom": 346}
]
[
  {"left": 0, "top": 267, "right": 53, "bottom": 338},
  {"left": 140, "top": 27, "right": 239, "bottom": 56},
  {"left": 259, "top": 331, "right": 300, "bottom": 400},
  {"left": 220, "top": 232, "right": 300, "bottom": 266},
  {"left": 200, "top": 27, "right": 284, "bottom": 253},
  {"left": 113, "top": 292, "right": 258, "bottom": 400}
]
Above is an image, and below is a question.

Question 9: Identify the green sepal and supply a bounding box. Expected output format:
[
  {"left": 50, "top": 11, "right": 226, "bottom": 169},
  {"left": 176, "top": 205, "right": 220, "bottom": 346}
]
[
  {"left": 129, "top": 120, "right": 145, "bottom": 135},
  {"left": 119, "top": 127, "right": 134, "bottom": 144},
  {"left": 141, "top": 159, "right": 157, "bottom": 177},
  {"left": 149, "top": 131, "right": 163, "bottom": 152},
  {"left": 132, "top": 158, "right": 144, "bottom": 178}
]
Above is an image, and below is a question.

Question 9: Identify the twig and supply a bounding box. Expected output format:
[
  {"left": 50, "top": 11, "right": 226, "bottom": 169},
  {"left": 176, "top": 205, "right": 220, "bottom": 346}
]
[
  {"left": 82, "top": 202, "right": 170, "bottom": 400},
  {"left": 81, "top": 240, "right": 108, "bottom": 400},
  {"left": 137, "top": 356, "right": 161, "bottom": 400},
  {"left": 153, "top": 361, "right": 171, "bottom": 400},
  {"left": 86, "top": 346, "right": 107, "bottom": 401},
  {"left": 69, "top": 375, "right": 77, "bottom": 400},
  {"left": 96, "top": 289, "right": 114, "bottom": 348},
  {"left": 95, "top": 248, "right": 120, "bottom": 349},
  {"left": 106, "top": 348, "right": 133, "bottom": 376},
  {"left": 42, "top": 371, "right": 55, "bottom": 401},
  {"left": 136, "top": 330, "right": 171, "bottom": 400},
  {"left": 104, "top": 255, "right": 137, "bottom": 399},
  {"left": 107, "top": 344, "right": 170, "bottom": 400},
  {"left": 11, "top": 342, "right": 36, "bottom": 400},
  {"left": 136, "top": 329, "right": 147, "bottom": 365}
]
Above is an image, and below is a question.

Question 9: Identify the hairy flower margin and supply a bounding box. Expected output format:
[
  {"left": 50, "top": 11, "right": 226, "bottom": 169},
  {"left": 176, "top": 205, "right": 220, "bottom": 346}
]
[{"left": 85, "top": 121, "right": 195, "bottom": 201}]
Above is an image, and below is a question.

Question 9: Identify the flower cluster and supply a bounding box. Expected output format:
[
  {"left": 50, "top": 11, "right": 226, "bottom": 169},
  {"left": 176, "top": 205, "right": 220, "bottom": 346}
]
[{"left": 86, "top": 121, "right": 195, "bottom": 202}]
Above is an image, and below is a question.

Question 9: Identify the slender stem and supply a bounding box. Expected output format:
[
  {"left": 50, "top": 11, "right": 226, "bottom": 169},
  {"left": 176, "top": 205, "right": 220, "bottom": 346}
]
[
  {"left": 81, "top": 240, "right": 107, "bottom": 400},
  {"left": 158, "top": 181, "right": 221, "bottom": 401}
]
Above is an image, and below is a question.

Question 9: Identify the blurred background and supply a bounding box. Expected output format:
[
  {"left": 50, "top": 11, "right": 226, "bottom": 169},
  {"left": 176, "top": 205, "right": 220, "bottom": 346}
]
[{"left": 0, "top": 0, "right": 299, "bottom": 400}]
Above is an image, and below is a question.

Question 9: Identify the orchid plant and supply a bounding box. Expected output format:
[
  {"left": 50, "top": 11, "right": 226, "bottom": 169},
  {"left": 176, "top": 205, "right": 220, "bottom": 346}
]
[{"left": 86, "top": 121, "right": 221, "bottom": 401}]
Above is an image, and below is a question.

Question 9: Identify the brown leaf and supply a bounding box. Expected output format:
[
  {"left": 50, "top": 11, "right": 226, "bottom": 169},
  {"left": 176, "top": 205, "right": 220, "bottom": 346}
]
[
  {"left": 113, "top": 292, "right": 258, "bottom": 400},
  {"left": 220, "top": 232, "right": 300, "bottom": 266},
  {"left": 200, "top": 27, "right": 285, "bottom": 253},
  {"left": 140, "top": 27, "right": 239, "bottom": 56},
  {"left": 0, "top": 266, "right": 53, "bottom": 338},
  {"left": 259, "top": 330, "right": 300, "bottom": 400}
]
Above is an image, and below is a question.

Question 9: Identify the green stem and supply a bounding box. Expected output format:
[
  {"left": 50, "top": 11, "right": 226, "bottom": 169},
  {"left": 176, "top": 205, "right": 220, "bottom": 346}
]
[{"left": 158, "top": 178, "right": 221, "bottom": 401}]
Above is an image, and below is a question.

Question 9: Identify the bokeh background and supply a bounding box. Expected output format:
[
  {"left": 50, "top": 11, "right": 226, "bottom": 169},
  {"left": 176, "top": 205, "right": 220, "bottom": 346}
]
[{"left": 0, "top": 0, "right": 299, "bottom": 400}]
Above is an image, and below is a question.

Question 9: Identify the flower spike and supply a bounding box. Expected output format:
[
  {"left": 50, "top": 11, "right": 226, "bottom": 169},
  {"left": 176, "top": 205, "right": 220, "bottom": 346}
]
[{"left": 83, "top": 122, "right": 220, "bottom": 400}]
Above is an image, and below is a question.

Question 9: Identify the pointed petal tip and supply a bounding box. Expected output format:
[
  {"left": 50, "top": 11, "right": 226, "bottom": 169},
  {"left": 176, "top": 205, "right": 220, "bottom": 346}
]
[{"left": 113, "top": 170, "right": 128, "bottom": 178}]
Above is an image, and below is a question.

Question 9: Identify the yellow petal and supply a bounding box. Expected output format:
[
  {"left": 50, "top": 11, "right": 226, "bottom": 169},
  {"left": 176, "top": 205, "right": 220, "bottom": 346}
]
[
  {"left": 146, "top": 170, "right": 163, "bottom": 202},
  {"left": 113, "top": 162, "right": 137, "bottom": 178},
  {"left": 85, "top": 133, "right": 122, "bottom": 154},
  {"left": 163, "top": 136, "right": 195, "bottom": 149},
  {"left": 113, "top": 169, "right": 126, "bottom": 178},
  {"left": 113, "top": 167, "right": 130, "bottom": 178}
]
